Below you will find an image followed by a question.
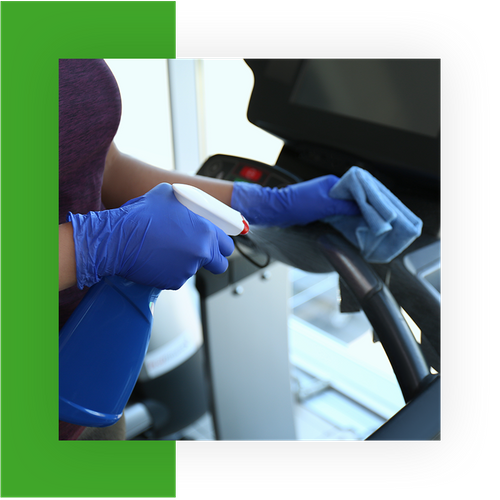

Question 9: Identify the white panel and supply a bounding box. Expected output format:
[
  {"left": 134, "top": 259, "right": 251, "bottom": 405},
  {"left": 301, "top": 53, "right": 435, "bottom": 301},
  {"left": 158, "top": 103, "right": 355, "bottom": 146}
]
[
  {"left": 204, "top": 262, "right": 296, "bottom": 440},
  {"left": 168, "top": 59, "right": 202, "bottom": 173}
]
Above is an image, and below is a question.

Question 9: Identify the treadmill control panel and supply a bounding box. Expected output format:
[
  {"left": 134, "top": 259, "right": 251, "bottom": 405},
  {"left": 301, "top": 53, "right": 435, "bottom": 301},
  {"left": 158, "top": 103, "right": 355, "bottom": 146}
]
[{"left": 196, "top": 154, "right": 300, "bottom": 188}]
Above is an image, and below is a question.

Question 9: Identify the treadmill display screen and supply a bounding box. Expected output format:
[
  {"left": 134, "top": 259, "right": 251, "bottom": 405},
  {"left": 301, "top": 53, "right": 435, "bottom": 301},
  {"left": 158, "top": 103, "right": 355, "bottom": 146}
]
[{"left": 290, "top": 59, "right": 440, "bottom": 138}]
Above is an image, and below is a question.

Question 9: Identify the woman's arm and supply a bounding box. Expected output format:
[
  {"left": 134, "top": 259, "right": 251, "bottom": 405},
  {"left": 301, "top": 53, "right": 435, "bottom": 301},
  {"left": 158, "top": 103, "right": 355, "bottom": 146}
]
[
  {"left": 101, "top": 142, "right": 235, "bottom": 209},
  {"left": 60, "top": 142, "right": 235, "bottom": 291},
  {"left": 59, "top": 222, "right": 77, "bottom": 290},
  {"left": 61, "top": 142, "right": 359, "bottom": 292}
]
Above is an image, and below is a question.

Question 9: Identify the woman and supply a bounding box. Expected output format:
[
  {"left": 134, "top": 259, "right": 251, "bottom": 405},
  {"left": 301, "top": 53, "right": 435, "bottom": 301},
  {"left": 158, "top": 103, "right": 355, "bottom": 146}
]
[{"left": 59, "top": 59, "right": 358, "bottom": 440}]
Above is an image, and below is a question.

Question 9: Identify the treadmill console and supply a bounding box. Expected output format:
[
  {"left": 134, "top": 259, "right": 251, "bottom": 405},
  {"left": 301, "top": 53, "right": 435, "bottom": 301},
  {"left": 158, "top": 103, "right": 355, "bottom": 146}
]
[{"left": 197, "top": 154, "right": 300, "bottom": 187}]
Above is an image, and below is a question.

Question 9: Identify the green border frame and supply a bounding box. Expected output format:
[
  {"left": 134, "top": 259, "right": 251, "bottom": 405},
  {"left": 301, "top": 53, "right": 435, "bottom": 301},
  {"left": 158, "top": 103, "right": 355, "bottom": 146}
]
[{"left": 1, "top": 2, "right": 176, "bottom": 497}]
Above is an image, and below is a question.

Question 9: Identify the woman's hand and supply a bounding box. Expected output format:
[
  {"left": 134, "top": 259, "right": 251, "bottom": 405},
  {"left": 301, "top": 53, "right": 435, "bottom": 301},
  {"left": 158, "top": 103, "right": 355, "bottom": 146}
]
[
  {"left": 68, "top": 183, "right": 234, "bottom": 290},
  {"left": 230, "top": 175, "right": 360, "bottom": 227}
]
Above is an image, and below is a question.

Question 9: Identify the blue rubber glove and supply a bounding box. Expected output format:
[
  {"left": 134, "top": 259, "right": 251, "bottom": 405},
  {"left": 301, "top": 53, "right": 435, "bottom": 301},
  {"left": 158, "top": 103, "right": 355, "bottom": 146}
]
[
  {"left": 67, "top": 183, "right": 235, "bottom": 290},
  {"left": 231, "top": 175, "right": 360, "bottom": 227}
]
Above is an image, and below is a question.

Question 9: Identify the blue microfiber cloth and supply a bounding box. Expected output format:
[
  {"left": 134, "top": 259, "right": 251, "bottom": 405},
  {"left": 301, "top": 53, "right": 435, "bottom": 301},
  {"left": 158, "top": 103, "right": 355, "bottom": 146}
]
[{"left": 324, "top": 166, "right": 423, "bottom": 263}]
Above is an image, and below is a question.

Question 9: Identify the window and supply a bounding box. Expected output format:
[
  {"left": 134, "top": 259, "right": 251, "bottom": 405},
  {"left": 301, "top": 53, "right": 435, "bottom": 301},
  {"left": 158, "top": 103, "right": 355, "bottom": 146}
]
[{"left": 105, "top": 59, "right": 174, "bottom": 170}]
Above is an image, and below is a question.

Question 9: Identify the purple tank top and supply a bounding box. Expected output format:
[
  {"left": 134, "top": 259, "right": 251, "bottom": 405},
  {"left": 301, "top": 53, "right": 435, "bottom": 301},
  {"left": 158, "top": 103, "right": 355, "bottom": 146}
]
[{"left": 59, "top": 59, "right": 121, "bottom": 439}]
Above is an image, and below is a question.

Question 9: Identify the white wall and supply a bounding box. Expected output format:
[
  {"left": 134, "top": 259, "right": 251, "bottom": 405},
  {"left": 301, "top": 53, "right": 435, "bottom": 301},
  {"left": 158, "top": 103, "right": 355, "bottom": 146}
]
[
  {"left": 198, "top": 59, "right": 283, "bottom": 167},
  {"left": 105, "top": 58, "right": 283, "bottom": 174},
  {"left": 105, "top": 59, "right": 175, "bottom": 171}
]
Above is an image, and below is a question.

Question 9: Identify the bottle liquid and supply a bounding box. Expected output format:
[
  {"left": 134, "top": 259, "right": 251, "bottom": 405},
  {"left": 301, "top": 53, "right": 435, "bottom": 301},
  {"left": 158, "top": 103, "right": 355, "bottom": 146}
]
[{"left": 59, "top": 184, "right": 249, "bottom": 427}]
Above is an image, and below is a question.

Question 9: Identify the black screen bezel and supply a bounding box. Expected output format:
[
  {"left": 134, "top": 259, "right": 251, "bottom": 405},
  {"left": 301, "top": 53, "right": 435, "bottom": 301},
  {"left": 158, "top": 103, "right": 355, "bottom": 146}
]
[{"left": 245, "top": 59, "right": 440, "bottom": 179}]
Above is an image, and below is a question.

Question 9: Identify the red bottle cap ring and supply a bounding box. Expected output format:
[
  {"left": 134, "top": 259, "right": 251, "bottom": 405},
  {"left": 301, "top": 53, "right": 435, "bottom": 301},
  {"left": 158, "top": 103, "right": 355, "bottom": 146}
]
[{"left": 241, "top": 217, "right": 250, "bottom": 235}]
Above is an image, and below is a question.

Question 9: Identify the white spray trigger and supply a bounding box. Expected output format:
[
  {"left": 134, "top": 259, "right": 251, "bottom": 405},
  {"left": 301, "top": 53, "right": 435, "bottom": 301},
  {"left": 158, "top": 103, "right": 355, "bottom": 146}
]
[{"left": 172, "top": 184, "right": 249, "bottom": 236}]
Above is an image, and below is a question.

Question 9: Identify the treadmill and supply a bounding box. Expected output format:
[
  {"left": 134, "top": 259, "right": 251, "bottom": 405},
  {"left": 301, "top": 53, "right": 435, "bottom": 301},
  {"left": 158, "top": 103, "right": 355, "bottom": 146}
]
[
  {"left": 125, "top": 58, "right": 442, "bottom": 441},
  {"left": 129, "top": 59, "right": 440, "bottom": 441}
]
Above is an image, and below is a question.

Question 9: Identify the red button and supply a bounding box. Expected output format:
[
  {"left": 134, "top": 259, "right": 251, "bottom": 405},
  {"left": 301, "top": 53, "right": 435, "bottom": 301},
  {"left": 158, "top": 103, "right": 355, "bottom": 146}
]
[{"left": 239, "top": 166, "right": 263, "bottom": 182}]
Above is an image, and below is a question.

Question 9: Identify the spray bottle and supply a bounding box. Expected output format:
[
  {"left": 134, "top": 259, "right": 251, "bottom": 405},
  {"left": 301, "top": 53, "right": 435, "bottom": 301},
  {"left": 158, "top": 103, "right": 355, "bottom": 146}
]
[{"left": 59, "top": 184, "right": 249, "bottom": 427}]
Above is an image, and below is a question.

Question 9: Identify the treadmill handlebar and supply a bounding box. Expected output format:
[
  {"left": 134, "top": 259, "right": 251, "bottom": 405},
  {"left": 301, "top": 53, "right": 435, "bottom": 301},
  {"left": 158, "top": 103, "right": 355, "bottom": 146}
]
[{"left": 319, "top": 233, "right": 432, "bottom": 402}]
